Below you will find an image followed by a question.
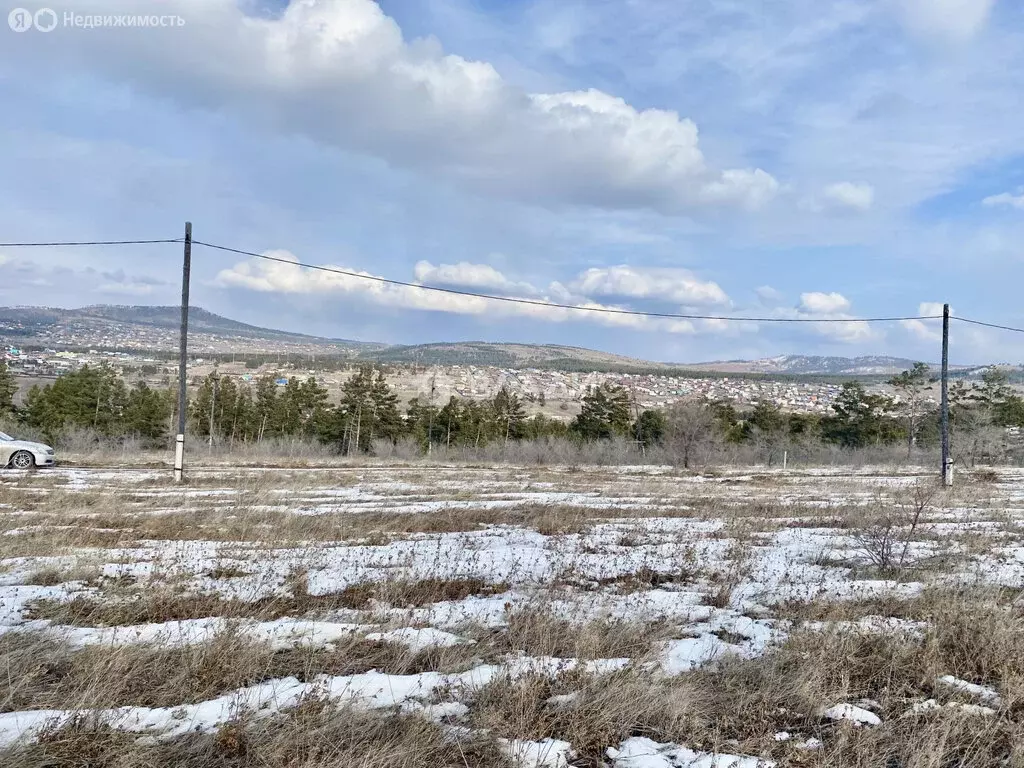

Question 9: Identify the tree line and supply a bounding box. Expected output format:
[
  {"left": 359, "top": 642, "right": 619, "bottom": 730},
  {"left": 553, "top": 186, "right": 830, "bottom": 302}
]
[{"left": 2, "top": 360, "right": 1022, "bottom": 463}]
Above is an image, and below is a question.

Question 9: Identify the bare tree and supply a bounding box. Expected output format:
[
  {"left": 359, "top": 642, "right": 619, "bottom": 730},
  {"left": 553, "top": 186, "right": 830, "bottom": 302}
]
[
  {"left": 849, "top": 481, "right": 938, "bottom": 573},
  {"left": 889, "top": 362, "right": 931, "bottom": 456},
  {"left": 664, "top": 401, "right": 717, "bottom": 469}
]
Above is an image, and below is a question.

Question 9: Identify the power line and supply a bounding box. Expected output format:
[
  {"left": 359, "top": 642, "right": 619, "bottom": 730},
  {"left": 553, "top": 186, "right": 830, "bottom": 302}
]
[
  {"left": 192, "top": 239, "right": 942, "bottom": 325},
  {"left": 0, "top": 238, "right": 183, "bottom": 247},
  {"left": 952, "top": 316, "right": 1024, "bottom": 335},
  {"left": 9, "top": 234, "right": 1023, "bottom": 333}
]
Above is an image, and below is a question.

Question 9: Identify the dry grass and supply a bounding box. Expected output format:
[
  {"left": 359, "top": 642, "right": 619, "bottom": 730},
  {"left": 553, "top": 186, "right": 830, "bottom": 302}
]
[
  {"left": 22, "top": 563, "right": 103, "bottom": 586},
  {"left": 3, "top": 630, "right": 277, "bottom": 711},
  {"left": 5, "top": 702, "right": 512, "bottom": 767},
  {"left": 469, "top": 669, "right": 682, "bottom": 761},
  {"left": 4, "top": 465, "right": 1024, "bottom": 766},
  {"left": 25, "top": 576, "right": 509, "bottom": 626},
  {"left": 1, "top": 630, "right": 485, "bottom": 713},
  {"left": 465, "top": 590, "right": 1024, "bottom": 766},
  {"left": 480, "top": 610, "right": 676, "bottom": 660}
]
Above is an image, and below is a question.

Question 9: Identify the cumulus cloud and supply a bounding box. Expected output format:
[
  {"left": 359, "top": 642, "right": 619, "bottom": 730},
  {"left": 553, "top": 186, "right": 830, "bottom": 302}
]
[
  {"left": 781, "top": 292, "right": 875, "bottom": 344},
  {"left": 755, "top": 285, "right": 784, "bottom": 305},
  {"left": 822, "top": 182, "right": 875, "bottom": 212},
  {"left": 899, "top": 0, "right": 997, "bottom": 43},
  {"left": 982, "top": 191, "right": 1024, "bottom": 210},
  {"left": 220, "top": 251, "right": 900, "bottom": 346},
  {"left": 12, "top": 0, "right": 777, "bottom": 215},
  {"left": 414, "top": 261, "right": 537, "bottom": 294},
  {"left": 799, "top": 291, "right": 852, "bottom": 314},
  {"left": 215, "top": 251, "right": 709, "bottom": 334},
  {"left": 902, "top": 301, "right": 946, "bottom": 342},
  {"left": 571, "top": 265, "right": 731, "bottom": 306}
]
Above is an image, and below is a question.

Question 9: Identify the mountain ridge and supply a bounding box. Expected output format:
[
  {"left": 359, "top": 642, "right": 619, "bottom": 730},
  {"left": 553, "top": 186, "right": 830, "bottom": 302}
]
[{"left": 0, "top": 304, "right": 958, "bottom": 375}]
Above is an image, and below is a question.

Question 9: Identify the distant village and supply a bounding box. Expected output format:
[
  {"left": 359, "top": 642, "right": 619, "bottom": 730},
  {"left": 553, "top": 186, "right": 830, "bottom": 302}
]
[{"left": 3, "top": 344, "right": 892, "bottom": 417}]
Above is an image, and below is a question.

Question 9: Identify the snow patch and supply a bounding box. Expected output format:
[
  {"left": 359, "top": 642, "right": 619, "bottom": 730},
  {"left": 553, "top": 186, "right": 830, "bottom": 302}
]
[
  {"left": 501, "top": 738, "right": 573, "bottom": 767},
  {"left": 364, "top": 627, "right": 474, "bottom": 652},
  {"left": 607, "top": 736, "right": 774, "bottom": 767},
  {"left": 819, "top": 703, "right": 881, "bottom": 726}
]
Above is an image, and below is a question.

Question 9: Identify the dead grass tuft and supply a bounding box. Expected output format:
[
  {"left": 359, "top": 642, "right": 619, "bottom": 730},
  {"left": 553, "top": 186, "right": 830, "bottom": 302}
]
[
  {"left": 7, "top": 702, "right": 511, "bottom": 767},
  {"left": 26, "top": 576, "right": 509, "bottom": 626},
  {"left": 482, "top": 610, "right": 673, "bottom": 660},
  {"left": 1, "top": 630, "right": 483, "bottom": 713}
]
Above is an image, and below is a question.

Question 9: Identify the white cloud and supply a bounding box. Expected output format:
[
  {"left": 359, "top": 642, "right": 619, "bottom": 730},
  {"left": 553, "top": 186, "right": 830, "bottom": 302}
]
[
  {"left": 783, "top": 292, "right": 875, "bottom": 344},
  {"left": 822, "top": 182, "right": 875, "bottom": 212},
  {"left": 572, "top": 265, "right": 730, "bottom": 306},
  {"left": 24, "top": 0, "right": 777, "bottom": 215},
  {"left": 982, "top": 191, "right": 1024, "bottom": 210},
  {"left": 696, "top": 168, "right": 781, "bottom": 210},
  {"left": 799, "top": 291, "right": 852, "bottom": 314},
  {"left": 755, "top": 285, "right": 784, "bottom": 305},
  {"left": 902, "top": 301, "right": 946, "bottom": 342},
  {"left": 215, "top": 251, "right": 708, "bottom": 334},
  {"left": 413, "top": 261, "right": 537, "bottom": 294},
  {"left": 899, "top": 0, "right": 997, "bottom": 43}
]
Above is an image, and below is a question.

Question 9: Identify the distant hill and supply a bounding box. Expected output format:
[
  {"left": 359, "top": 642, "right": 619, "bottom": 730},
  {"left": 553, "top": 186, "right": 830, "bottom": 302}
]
[
  {"left": 682, "top": 355, "right": 941, "bottom": 376},
  {"left": 0, "top": 305, "right": 384, "bottom": 355},
  {"left": 358, "top": 341, "right": 661, "bottom": 369},
  {"left": 0, "top": 304, "right": 982, "bottom": 376},
  {"left": 71, "top": 305, "right": 375, "bottom": 345}
]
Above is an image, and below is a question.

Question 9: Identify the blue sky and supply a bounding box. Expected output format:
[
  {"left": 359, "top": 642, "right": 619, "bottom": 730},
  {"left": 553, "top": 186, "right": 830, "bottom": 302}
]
[{"left": 2, "top": 0, "right": 1023, "bottom": 364}]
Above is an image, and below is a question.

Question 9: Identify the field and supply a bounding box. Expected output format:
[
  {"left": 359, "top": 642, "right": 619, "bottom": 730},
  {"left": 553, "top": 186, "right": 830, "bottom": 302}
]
[{"left": 2, "top": 462, "right": 1024, "bottom": 766}]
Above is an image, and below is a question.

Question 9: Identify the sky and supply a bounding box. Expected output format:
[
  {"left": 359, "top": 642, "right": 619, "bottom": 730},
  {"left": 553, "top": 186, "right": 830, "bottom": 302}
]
[{"left": 1, "top": 0, "right": 1023, "bottom": 364}]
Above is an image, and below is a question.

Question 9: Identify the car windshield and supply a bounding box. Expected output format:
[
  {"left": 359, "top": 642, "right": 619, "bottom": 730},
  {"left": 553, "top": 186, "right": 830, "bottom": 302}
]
[{"left": 0, "top": 433, "right": 12, "bottom": 441}]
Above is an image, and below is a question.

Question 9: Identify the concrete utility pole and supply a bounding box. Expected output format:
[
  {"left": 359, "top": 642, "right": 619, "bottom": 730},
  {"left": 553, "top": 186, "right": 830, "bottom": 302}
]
[
  {"left": 208, "top": 374, "right": 217, "bottom": 451},
  {"left": 940, "top": 303, "right": 952, "bottom": 487},
  {"left": 175, "top": 222, "right": 192, "bottom": 483},
  {"left": 427, "top": 375, "right": 436, "bottom": 455}
]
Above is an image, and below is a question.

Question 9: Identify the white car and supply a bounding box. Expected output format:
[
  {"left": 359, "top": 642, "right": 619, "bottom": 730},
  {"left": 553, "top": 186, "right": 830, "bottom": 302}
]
[{"left": 0, "top": 431, "right": 56, "bottom": 469}]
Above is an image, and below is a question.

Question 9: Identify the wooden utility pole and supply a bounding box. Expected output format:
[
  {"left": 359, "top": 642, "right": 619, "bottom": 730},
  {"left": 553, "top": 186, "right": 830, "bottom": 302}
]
[
  {"left": 174, "top": 222, "right": 192, "bottom": 483},
  {"left": 940, "top": 303, "right": 952, "bottom": 487}
]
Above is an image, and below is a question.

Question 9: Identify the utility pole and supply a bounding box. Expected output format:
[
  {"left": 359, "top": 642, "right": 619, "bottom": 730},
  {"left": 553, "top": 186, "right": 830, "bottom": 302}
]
[
  {"left": 208, "top": 374, "right": 217, "bottom": 451},
  {"left": 174, "top": 222, "right": 192, "bottom": 483},
  {"left": 940, "top": 303, "right": 952, "bottom": 487},
  {"left": 427, "top": 374, "right": 436, "bottom": 455}
]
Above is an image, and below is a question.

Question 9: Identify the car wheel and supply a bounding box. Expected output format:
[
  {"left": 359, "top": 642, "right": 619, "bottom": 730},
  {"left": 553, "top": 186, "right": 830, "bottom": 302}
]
[{"left": 9, "top": 451, "right": 35, "bottom": 470}]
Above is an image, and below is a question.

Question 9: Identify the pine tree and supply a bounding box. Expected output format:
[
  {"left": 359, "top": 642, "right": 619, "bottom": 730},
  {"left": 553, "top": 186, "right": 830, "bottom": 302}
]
[
  {"left": 24, "top": 364, "right": 128, "bottom": 440},
  {"left": 123, "top": 382, "right": 174, "bottom": 441},
  {"left": 253, "top": 376, "right": 279, "bottom": 440},
  {"left": 633, "top": 409, "right": 666, "bottom": 449},
  {"left": 438, "top": 396, "right": 463, "bottom": 448},
  {"left": 889, "top": 362, "right": 931, "bottom": 454},
  {"left": 571, "top": 384, "right": 632, "bottom": 440},
  {"left": 492, "top": 385, "right": 526, "bottom": 443},
  {"left": 406, "top": 396, "right": 442, "bottom": 451},
  {"left": 324, "top": 367, "right": 403, "bottom": 454},
  {"left": 0, "top": 360, "right": 16, "bottom": 414},
  {"left": 821, "top": 382, "right": 903, "bottom": 448}
]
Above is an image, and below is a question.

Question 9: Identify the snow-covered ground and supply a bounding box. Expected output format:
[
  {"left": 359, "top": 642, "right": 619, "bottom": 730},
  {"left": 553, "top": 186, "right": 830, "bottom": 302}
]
[{"left": 1, "top": 463, "right": 1022, "bottom": 765}]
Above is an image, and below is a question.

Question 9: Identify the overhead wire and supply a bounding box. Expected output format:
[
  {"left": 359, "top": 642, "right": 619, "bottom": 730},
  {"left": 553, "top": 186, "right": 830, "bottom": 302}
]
[
  {"left": 191, "top": 239, "right": 943, "bottom": 325},
  {"left": 951, "top": 316, "right": 1024, "bottom": 335},
  {"left": 0, "top": 238, "right": 183, "bottom": 247},
  {"left": 7, "top": 236, "right": 1024, "bottom": 334}
]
